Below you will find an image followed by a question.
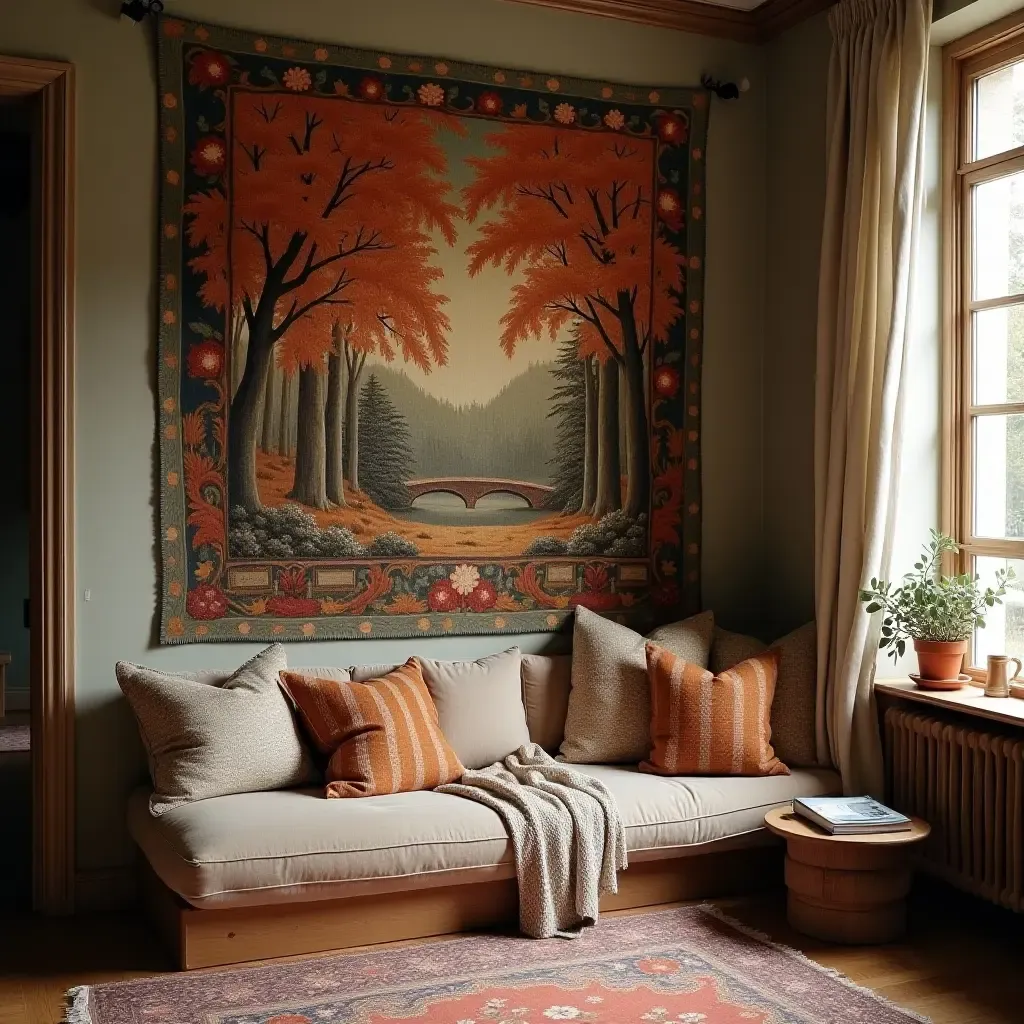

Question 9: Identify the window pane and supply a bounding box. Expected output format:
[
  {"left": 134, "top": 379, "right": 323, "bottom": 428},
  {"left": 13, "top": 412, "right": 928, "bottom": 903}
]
[
  {"left": 973, "top": 555, "right": 1024, "bottom": 666},
  {"left": 973, "top": 171, "right": 1024, "bottom": 300},
  {"left": 974, "top": 61, "right": 1024, "bottom": 160},
  {"left": 973, "top": 413, "right": 1024, "bottom": 538},
  {"left": 973, "top": 304, "right": 1024, "bottom": 403}
]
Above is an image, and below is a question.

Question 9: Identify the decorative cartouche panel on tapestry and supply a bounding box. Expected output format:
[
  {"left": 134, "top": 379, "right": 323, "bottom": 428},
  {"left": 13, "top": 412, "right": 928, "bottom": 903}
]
[{"left": 157, "top": 16, "right": 707, "bottom": 643}]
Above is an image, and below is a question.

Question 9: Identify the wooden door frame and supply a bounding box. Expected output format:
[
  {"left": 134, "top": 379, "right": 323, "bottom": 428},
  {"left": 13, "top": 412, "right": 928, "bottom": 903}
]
[{"left": 0, "top": 55, "right": 76, "bottom": 914}]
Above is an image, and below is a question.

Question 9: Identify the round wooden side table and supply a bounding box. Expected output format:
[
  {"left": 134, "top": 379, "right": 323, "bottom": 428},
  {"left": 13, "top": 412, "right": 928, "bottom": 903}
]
[{"left": 764, "top": 806, "right": 930, "bottom": 944}]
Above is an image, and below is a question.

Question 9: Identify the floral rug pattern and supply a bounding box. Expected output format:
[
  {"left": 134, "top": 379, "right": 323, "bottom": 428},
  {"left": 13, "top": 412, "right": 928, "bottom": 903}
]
[{"left": 68, "top": 907, "right": 928, "bottom": 1024}]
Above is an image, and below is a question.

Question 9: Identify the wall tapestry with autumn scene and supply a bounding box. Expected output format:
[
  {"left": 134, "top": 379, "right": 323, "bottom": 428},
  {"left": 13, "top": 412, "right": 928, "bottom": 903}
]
[{"left": 157, "top": 16, "right": 708, "bottom": 643}]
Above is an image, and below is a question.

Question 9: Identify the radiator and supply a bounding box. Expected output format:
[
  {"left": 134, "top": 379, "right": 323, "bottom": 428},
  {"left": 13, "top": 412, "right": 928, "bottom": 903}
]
[{"left": 884, "top": 706, "right": 1024, "bottom": 912}]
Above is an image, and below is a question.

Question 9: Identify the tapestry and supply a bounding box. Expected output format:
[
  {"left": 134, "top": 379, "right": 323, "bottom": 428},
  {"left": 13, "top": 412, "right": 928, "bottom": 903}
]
[{"left": 156, "top": 16, "right": 708, "bottom": 643}]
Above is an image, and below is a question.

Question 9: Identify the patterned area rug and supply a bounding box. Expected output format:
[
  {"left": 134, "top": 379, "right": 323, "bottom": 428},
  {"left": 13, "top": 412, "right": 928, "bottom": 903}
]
[
  {"left": 0, "top": 724, "right": 29, "bottom": 753},
  {"left": 66, "top": 906, "right": 929, "bottom": 1024}
]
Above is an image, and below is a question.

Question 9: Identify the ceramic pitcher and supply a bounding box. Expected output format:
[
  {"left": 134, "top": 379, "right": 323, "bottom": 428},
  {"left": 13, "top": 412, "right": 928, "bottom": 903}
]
[{"left": 984, "top": 654, "right": 1022, "bottom": 698}]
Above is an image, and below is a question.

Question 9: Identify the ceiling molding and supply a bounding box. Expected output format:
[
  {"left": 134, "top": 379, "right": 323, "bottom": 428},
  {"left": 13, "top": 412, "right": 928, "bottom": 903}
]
[
  {"left": 507, "top": 0, "right": 758, "bottom": 42},
  {"left": 506, "top": 0, "right": 835, "bottom": 43},
  {"left": 756, "top": 0, "right": 836, "bottom": 39}
]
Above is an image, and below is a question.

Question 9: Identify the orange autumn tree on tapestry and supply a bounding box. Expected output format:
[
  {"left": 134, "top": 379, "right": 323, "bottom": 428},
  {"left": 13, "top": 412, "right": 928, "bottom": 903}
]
[
  {"left": 464, "top": 121, "right": 688, "bottom": 519},
  {"left": 185, "top": 88, "right": 459, "bottom": 512}
]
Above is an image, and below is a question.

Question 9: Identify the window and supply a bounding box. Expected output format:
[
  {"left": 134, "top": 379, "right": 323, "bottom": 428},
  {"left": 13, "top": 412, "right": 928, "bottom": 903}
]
[{"left": 946, "top": 22, "right": 1024, "bottom": 674}]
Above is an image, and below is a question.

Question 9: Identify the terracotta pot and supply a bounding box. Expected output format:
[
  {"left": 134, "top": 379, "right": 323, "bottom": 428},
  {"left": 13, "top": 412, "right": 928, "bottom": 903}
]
[{"left": 914, "top": 638, "right": 968, "bottom": 682}]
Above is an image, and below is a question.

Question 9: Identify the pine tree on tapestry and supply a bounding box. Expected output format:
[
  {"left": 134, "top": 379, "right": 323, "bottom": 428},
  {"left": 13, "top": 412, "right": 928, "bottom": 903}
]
[
  {"left": 545, "top": 334, "right": 587, "bottom": 513},
  {"left": 358, "top": 374, "right": 415, "bottom": 509}
]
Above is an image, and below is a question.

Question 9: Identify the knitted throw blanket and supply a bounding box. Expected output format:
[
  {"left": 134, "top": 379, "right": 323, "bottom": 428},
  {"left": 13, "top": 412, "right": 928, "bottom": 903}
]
[{"left": 437, "top": 743, "right": 627, "bottom": 938}]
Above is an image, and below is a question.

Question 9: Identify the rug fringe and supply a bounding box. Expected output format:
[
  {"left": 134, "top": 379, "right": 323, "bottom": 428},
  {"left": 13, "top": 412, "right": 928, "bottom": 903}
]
[
  {"left": 696, "top": 904, "right": 933, "bottom": 1024},
  {"left": 63, "top": 985, "right": 92, "bottom": 1024}
]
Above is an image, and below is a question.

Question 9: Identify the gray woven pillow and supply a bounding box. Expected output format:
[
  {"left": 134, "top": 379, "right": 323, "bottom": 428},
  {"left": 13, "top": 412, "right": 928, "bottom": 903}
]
[
  {"left": 647, "top": 612, "right": 717, "bottom": 663},
  {"left": 708, "top": 622, "right": 820, "bottom": 768},
  {"left": 771, "top": 622, "right": 819, "bottom": 768},
  {"left": 710, "top": 627, "right": 768, "bottom": 675},
  {"left": 560, "top": 607, "right": 714, "bottom": 764},
  {"left": 116, "top": 644, "right": 317, "bottom": 815}
]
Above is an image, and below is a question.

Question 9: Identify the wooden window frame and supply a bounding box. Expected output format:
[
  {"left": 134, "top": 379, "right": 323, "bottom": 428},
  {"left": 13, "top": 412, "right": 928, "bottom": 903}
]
[{"left": 943, "top": 11, "right": 1024, "bottom": 679}]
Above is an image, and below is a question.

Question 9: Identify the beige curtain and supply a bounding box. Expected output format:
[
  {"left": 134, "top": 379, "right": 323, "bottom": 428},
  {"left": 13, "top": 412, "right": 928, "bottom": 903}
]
[{"left": 814, "top": 0, "right": 931, "bottom": 794}]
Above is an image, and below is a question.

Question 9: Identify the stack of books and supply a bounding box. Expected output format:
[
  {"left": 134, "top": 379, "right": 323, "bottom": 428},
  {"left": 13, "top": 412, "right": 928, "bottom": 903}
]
[{"left": 792, "top": 796, "right": 912, "bottom": 835}]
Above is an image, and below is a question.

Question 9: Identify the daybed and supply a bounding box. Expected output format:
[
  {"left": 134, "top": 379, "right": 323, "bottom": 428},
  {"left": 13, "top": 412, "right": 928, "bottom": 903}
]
[{"left": 128, "top": 631, "right": 839, "bottom": 968}]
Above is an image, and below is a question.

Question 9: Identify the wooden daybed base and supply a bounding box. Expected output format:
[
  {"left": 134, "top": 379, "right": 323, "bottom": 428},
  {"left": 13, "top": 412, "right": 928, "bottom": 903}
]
[{"left": 142, "top": 843, "right": 784, "bottom": 969}]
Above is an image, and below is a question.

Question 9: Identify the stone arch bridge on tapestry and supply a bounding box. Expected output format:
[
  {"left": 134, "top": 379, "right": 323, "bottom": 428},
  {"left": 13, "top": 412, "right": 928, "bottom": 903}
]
[{"left": 405, "top": 478, "right": 553, "bottom": 510}]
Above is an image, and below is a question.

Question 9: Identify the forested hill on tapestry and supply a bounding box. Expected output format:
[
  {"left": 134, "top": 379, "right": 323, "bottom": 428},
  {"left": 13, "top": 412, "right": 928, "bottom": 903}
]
[{"left": 156, "top": 16, "right": 708, "bottom": 643}]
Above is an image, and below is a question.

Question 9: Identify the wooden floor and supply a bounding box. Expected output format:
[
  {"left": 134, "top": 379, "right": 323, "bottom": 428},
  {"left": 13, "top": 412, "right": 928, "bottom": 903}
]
[{"left": 0, "top": 883, "right": 1020, "bottom": 1024}]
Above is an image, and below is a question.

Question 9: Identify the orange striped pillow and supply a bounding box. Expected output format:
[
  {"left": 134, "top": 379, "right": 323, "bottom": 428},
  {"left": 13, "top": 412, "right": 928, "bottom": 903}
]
[
  {"left": 642, "top": 643, "right": 789, "bottom": 777},
  {"left": 280, "top": 659, "right": 464, "bottom": 798}
]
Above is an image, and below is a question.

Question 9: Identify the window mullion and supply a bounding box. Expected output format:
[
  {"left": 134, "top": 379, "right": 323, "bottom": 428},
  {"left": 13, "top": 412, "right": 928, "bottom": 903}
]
[
  {"left": 969, "top": 402, "right": 1024, "bottom": 416},
  {"left": 968, "top": 291, "right": 1024, "bottom": 311}
]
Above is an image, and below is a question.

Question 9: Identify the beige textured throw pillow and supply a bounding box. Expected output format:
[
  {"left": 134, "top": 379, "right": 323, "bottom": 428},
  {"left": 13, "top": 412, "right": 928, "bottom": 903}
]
[
  {"left": 560, "top": 607, "right": 714, "bottom": 764},
  {"left": 416, "top": 648, "right": 529, "bottom": 769},
  {"left": 706, "top": 622, "right": 820, "bottom": 768},
  {"left": 117, "top": 644, "right": 317, "bottom": 815}
]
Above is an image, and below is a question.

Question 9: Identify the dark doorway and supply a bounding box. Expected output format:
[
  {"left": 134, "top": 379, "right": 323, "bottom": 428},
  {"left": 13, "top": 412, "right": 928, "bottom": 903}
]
[{"left": 0, "top": 99, "right": 33, "bottom": 912}]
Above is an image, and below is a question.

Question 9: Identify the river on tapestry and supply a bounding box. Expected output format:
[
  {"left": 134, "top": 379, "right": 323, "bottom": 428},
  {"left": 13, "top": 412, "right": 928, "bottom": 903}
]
[{"left": 158, "top": 18, "right": 707, "bottom": 641}]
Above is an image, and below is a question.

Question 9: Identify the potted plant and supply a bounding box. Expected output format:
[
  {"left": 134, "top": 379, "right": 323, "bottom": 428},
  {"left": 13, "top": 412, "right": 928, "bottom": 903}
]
[{"left": 859, "top": 531, "right": 1014, "bottom": 688}]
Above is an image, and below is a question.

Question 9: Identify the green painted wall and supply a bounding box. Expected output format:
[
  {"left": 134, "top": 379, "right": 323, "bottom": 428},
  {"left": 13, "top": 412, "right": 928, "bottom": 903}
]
[
  {"left": 760, "top": 12, "right": 950, "bottom": 653},
  {"left": 0, "top": 0, "right": 769, "bottom": 872},
  {"left": 762, "top": 13, "right": 831, "bottom": 641}
]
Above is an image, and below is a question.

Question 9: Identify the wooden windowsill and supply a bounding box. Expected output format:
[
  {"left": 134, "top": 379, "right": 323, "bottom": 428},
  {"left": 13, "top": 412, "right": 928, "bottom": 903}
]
[{"left": 875, "top": 679, "right": 1024, "bottom": 728}]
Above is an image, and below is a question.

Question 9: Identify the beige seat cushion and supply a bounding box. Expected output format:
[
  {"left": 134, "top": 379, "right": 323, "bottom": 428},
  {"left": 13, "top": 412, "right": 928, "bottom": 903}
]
[
  {"left": 416, "top": 649, "right": 529, "bottom": 769},
  {"left": 129, "top": 786, "right": 512, "bottom": 908},
  {"left": 570, "top": 764, "right": 837, "bottom": 851},
  {"left": 560, "top": 607, "right": 714, "bottom": 764},
  {"left": 116, "top": 645, "right": 319, "bottom": 815},
  {"left": 521, "top": 653, "right": 571, "bottom": 753},
  {"left": 130, "top": 765, "right": 838, "bottom": 909},
  {"left": 710, "top": 623, "right": 821, "bottom": 768}
]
